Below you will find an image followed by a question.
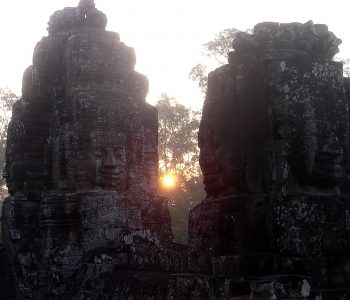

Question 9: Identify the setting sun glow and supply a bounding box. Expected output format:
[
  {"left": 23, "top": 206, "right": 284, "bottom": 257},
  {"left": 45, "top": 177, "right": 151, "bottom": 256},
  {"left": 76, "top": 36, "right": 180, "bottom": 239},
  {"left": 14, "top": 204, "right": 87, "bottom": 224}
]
[{"left": 161, "top": 174, "right": 177, "bottom": 189}]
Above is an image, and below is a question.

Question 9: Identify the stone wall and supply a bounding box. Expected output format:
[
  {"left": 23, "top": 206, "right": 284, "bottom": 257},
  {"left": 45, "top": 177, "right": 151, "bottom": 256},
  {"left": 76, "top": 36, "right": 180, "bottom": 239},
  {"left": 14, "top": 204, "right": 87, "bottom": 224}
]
[
  {"left": 188, "top": 21, "right": 350, "bottom": 299},
  {"left": 1, "top": 1, "right": 180, "bottom": 299},
  {"left": 2, "top": 3, "right": 350, "bottom": 298}
]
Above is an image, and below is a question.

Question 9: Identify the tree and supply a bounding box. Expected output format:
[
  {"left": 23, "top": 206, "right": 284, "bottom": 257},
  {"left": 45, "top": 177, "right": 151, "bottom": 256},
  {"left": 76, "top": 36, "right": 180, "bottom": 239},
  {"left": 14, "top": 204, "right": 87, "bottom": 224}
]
[
  {"left": 334, "top": 57, "right": 350, "bottom": 78},
  {"left": 189, "top": 64, "right": 208, "bottom": 94},
  {"left": 157, "top": 94, "right": 201, "bottom": 180},
  {"left": 341, "top": 58, "right": 350, "bottom": 78},
  {"left": 189, "top": 28, "right": 242, "bottom": 93},
  {"left": 0, "top": 88, "right": 17, "bottom": 243},
  {"left": 0, "top": 88, "right": 18, "bottom": 198},
  {"left": 156, "top": 94, "right": 204, "bottom": 243}
]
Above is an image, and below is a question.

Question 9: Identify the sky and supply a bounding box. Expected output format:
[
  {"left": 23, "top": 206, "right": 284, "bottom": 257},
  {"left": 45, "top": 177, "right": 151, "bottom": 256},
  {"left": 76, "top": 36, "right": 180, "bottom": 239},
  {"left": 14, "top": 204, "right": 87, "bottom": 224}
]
[{"left": 0, "top": 0, "right": 350, "bottom": 109}]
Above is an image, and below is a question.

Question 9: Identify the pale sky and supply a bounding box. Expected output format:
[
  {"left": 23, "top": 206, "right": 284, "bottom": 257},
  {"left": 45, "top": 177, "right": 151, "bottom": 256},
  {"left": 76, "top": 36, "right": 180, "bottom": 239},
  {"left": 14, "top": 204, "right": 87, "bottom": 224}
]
[{"left": 0, "top": 0, "right": 349, "bottom": 109}]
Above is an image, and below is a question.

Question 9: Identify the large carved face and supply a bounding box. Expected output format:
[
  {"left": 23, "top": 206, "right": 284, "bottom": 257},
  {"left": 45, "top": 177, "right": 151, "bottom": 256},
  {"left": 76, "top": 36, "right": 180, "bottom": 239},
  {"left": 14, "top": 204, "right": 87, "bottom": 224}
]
[
  {"left": 77, "top": 130, "right": 127, "bottom": 191},
  {"left": 199, "top": 128, "right": 246, "bottom": 197},
  {"left": 3, "top": 146, "right": 23, "bottom": 194},
  {"left": 3, "top": 119, "right": 26, "bottom": 194},
  {"left": 290, "top": 64, "right": 349, "bottom": 186},
  {"left": 278, "top": 63, "right": 349, "bottom": 186},
  {"left": 288, "top": 107, "right": 347, "bottom": 186}
]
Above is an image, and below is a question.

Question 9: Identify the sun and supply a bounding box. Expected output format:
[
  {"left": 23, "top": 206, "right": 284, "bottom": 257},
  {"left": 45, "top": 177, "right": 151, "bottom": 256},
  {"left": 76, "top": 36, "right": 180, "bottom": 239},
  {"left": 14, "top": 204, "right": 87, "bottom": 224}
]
[{"left": 161, "top": 173, "right": 177, "bottom": 189}]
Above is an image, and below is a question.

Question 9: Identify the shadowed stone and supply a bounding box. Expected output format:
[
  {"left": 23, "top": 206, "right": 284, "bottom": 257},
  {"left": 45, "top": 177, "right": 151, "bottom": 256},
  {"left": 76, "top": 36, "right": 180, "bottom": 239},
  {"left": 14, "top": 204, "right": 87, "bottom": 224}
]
[
  {"left": 186, "top": 21, "right": 350, "bottom": 299},
  {"left": 1, "top": 1, "right": 183, "bottom": 299},
  {"left": 3, "top": 7, "right": 350, "bottom": 299}
]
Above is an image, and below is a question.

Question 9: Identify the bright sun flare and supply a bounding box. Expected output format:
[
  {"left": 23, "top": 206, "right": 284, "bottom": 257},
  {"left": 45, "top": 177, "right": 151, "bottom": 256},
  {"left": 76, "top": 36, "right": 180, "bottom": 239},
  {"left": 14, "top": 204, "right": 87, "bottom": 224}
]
[{"left": 161, "top": 174, "right": 177, "bottom": 188}]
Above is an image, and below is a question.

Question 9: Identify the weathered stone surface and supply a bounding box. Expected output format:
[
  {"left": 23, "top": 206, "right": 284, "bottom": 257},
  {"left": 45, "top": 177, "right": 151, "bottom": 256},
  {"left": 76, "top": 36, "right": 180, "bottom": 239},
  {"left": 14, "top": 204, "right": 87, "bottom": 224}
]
[
  {"left": 4, "top": 6, "right": 350, "bottom": 298},
  {"left": 1, "top": 1, "right": 181, "bottom": 299},
  {"left": 0, "top": 247, "right": 16, "bottom": 300},
  {"left": 188, "top": 21, "right": 350, "bottom": 298}
]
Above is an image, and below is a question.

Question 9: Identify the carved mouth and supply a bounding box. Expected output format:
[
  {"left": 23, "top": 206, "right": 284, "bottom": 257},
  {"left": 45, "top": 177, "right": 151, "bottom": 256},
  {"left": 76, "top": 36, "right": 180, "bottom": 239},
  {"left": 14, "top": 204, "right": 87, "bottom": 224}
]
[
  {"left": 98, "top": 169, "right": 124, "bottom": 184},
  {"left": 312, "top": 153, "right": 344, "bottom": 180},
  {"left": 315, "top": 151, "right": 343, "bottom": 163},
  {"left": 99, "top": 168, "right": 122, "bottom": 174},
  {"left": 98, "top": 177, "right": 123, "bottom": 187},
  {"left": 200, "top": 161, "right": 221, "bottom": 175},
  {"left": 313, "top": 164, "right": 343, "bottom": 176},
  {"left": 203, "top": 174, "right": 220, "bottom": 185},
  {"left": 100, "top": 172, "right": 120, "bottom": 179}
]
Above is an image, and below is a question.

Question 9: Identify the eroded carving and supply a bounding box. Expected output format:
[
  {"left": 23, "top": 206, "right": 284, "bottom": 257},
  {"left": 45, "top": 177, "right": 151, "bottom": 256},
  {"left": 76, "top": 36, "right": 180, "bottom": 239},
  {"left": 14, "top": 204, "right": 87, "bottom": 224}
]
[
  {"left": 77, "top": 130, "right": 128, "bottom": 191},
  {"left": 188, "top": 21, "right": 350, "bottom": 297},
  {"left": 1, "top": 2, "right": 178, "bottom": 299}
]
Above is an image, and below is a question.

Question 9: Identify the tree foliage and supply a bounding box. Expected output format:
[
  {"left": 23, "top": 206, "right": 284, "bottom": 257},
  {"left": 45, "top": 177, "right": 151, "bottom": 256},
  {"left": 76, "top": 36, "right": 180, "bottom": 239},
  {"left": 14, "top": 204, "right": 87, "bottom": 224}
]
[
  {"left": 156, "top": 94, "right": 204, "bottom": 244},
  {"left": 160, "top": 174, "right": 204, "bottom": 244},
  {"left": 0, "top": 88, "right": 18, "bottom": 198},
  {"left": 189, "top": 64, "right": 208, "bottom": 94},
  {"left": 342, "top": 58, "right": 350, "bottom": 78},
  {"left": 189, "top": 28, "right": 248, "bottom": 93},
  {"left": 334, "top": 57, "right": 350, "bottom": 78},
  {"left": 202, "top": 28, "right": 241, "bottom": 64},
  {"left": 157, "top": 94, "right": 201, "bottom": 180}
]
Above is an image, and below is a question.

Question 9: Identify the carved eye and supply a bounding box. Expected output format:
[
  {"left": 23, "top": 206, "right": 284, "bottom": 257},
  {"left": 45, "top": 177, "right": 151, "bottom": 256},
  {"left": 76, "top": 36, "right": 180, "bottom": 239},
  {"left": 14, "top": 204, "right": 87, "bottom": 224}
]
[
  {"left": 7, "top": 153, "right": 13, "bottom": 162},
  {"left": 113, "top": 147, "right": 126, "bottom": 160},
  {"left": 317, "top": 122, "right": 334, "bottom": 137},
  {"left": 93, "top": 147, "right": 107, "bottom": 159}
]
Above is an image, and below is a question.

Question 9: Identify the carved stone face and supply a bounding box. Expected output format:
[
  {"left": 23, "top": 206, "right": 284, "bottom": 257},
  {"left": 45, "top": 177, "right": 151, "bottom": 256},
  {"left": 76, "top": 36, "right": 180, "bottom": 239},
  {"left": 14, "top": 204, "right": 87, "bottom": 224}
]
[
  {"left": 3, "top": 148, "right": 23, "bottom": 194},
  {"left": 199, "top": 128, "right": 246, "bottom": 196},
  {"left": 289, "top": 113, "right": 346, "bottom": 186},
  {"left": 4, "top": 119, "right": 26, "bottom": 194},
  {"left": 284, "top": 64, "right": 348, "bottom": 186},
  {"left": 311, "top": 122, "right": 344, "bottom": 183},
  {"left": 77, "top": 131, "right": 127, "bottom": 191}
]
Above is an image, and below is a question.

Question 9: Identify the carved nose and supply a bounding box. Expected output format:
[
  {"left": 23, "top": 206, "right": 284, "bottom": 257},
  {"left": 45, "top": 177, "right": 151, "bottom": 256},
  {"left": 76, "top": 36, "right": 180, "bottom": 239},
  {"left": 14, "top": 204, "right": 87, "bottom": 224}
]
[
  {"left": 2, "top": 166, "right": 8, "bottom": 179},
  {"left": 322, "top": 135, "right": 343, "bottom": 155},
  {"left": 104, "top": 148, "right": 117, "bottom": 167}
]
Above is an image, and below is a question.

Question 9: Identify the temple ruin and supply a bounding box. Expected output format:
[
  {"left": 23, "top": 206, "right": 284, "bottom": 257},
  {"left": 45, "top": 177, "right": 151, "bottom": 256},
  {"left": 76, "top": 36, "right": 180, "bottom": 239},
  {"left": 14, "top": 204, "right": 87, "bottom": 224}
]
[
  {"left": 1, "top": 1, "right": 350, "bottom": 299},
  {"left": 188, "top": 21, "right": 350, "bottom": 298},
  {"left": 1, "top": 0, "right": 183, "bottom": 298}
]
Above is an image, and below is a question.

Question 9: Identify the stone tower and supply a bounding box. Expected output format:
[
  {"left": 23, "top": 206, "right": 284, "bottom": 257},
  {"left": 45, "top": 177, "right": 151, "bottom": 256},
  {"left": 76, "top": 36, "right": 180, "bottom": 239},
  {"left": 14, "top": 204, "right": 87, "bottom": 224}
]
[
  {"left": 1, "top": 1, "right": 179, "bottom": 298},
  {"left": 188, "top": 21, "right": 350, "bottom": 298}
]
